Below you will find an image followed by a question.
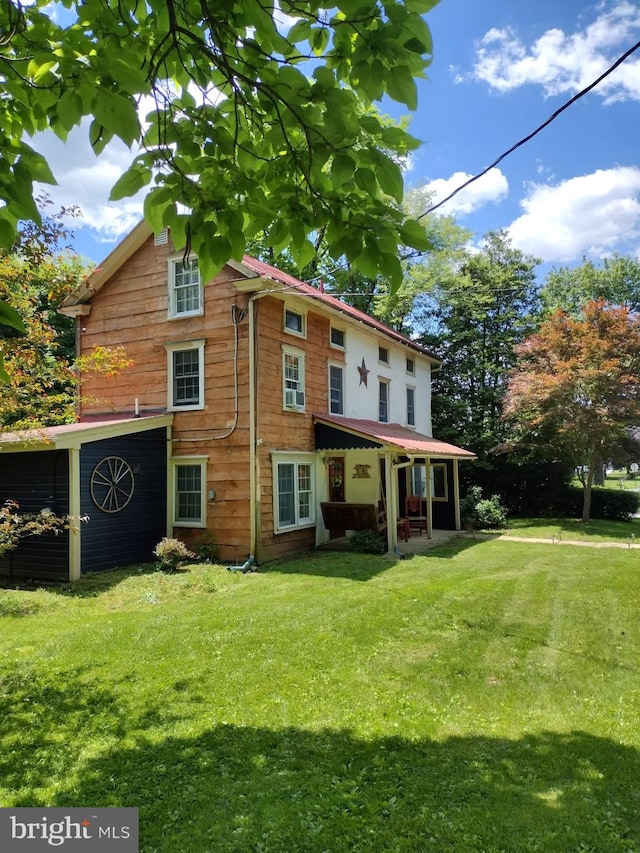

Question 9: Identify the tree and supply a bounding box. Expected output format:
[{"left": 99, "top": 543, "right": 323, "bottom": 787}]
[
  {"left": 541, "top": 255, "right": 640, "bottom": 316},
  {"left": 0, "top": 0, "right": 438, "bottom": 306},
  {"left": 420, "top": 230, "right": 541, "bottom": 459},
  {"left": 0, "top": 210, "right": 132, "bottom": 427},
  {"left": 504, "top": 300, "right": 640, "bottom": 522}
]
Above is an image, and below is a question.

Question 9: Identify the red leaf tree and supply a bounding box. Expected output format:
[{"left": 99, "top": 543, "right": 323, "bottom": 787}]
[{"left": 504, "top": 300, "right": 640, "bottom": 522}]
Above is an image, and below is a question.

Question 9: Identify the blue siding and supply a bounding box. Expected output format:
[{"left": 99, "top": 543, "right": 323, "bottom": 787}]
[
  {"left": 0, "top": 450, "right": 70, "bottom": 580},
  {"left": 80, "top": 428, "right": 167, "bottom": 571}
]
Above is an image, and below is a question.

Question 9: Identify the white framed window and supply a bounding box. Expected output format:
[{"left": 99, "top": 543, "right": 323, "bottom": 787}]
[
  {"left": 272, "top": 453, "right": 316, "bottom": 532},
  {"left": 329, "top": 363, "right": 344, "bottom": 415},
  {"left": 283, "top": 345, "right": 305, "bottom": 411},
  {"left": 330, "top": 326, "right": 345, "bottom": 349},
  {"left": 406, "top": 386, "right": 416, "bottom": 427},
  {"left": 410, "top": 463, "right": 447, "bottom": 501},
  {"left": 166, "top": 340, "right": 205, "bottom": 410},
  {"left": 406, "top": 357, "right": 415, "bottom": 375},
  {"left": 171, "top": 457, "right": 207, "bottom": 526},
  {"left": 284, "top": 307, "right": 306, "bottom": 337},
  {"left": 378, "top": 379, "right": 389, "bottom": 423},
  {"left": 378, "top": 345, "right": 389, "bottom": 365},
  {"left": 169, "top": 256, "right": 202, "bottom": 318}
]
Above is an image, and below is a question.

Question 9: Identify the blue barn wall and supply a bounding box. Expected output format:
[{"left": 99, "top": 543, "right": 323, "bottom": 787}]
[
  {"left": 80, "top": 428, "right": 167, "bottom": 571},
  {"left": 0, "top": 450, "right": 70, "bottom": 580}
]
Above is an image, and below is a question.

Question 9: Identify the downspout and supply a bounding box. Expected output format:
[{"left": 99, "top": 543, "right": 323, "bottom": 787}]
[
  {"left": 248, "top": 295, "right": 259, "bottom": 560},
  {"left": 383, "top": 451, "right": 393, "bottom": 553},
  {"left": 425, "top": 458, "right": 433, "bottom": 539}
]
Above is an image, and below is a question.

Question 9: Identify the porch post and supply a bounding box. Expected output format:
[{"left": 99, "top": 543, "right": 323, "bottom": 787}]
[
  {"left": 453, "top": 457, "right": 461, "bottom": 530},
  {"left": 384, "top": 451, "right": 395, "bottom": 553},
  {"left": 425, "top": 458, "right": 433, "bottom": 539},
  {"left": 68, "top": 447, "right": 81, "bottom": 581}
]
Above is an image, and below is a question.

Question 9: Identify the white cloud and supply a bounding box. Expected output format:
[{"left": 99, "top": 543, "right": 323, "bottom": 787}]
[
  {"left": 508, "top": 166, "right": 640, "bottom": 261},
  {"left": 471, "top": 1, "right": 640, "bottom": 102},
  {"left": 33, "top": 121, "right": 145, "bottom": 245},
  {"left": 420, "top": 168, "right": 509, "bottom": 215}
]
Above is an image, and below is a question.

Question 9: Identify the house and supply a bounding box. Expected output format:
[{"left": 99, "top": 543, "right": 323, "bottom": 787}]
[{"left": 0, "top": 222, "right": 474, "bottom": 581}]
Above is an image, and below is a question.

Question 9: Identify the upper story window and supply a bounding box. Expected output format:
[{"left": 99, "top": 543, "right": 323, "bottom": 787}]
[
  {"left": 329, "top": 364, "right": 344, "bottom": 415},
  {"left": 330, "top": 326, "right": 345, "bottom": 349},
  {"left": 378, "top": 346, "right": 389, "bottom": 365},
  {"left": 284, "top": 307, "right": 305, "bottom": 337},
  {"left": 169, "top": 257, "right": 202, "bottom": 318},
  {"left": 406, "top": 386, "right": 416, "bottom": 427},
  {"left": 406, "top": 357, "right": 415, "bottom": 375},
  {"left": 283, "top": 346, "right": 305, "bottom": 411},
  {"left": 378, "top": 379, "right": 389, "bottom": 423},
  {"left": 166, "top": 340, "right": 205, "bottom": 411}
]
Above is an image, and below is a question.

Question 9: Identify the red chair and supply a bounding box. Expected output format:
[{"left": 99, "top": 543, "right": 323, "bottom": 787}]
[{"left": 405, "top": 496, "right": 427, "bottom": 535}]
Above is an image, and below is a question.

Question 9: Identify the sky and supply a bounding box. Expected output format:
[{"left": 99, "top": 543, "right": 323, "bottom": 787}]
[{"left": 33, "top": 0, "right": 640, "bottom": 281}]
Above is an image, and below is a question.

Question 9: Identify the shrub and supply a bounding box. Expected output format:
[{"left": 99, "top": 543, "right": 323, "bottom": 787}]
[
  {"left": 153, "top": 537, "right": 196, "bottom": 571},
  {"left": 350, "top": 528, "right": 386, "bottom": 554},
  {"left": 461, "top": 487, "right": 507, "bottom": 530},
  {"left": 196, "top": 533, "right": 220, "bottom": 563},
  {"left": 554, "top": 486, "right": 640, "bottom": 521}
]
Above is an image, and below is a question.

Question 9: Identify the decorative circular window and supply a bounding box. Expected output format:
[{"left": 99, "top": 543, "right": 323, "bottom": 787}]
[{"left": 90, "top": 456, "right": 135, "bottom": 513}]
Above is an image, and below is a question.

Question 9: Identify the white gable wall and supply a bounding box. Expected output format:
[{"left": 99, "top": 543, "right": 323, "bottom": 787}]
[{"left": 333, "top": 322, "right": 433, "bottom": 434}]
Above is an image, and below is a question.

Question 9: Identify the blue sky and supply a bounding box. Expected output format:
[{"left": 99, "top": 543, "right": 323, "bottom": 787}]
[{"left": 35, "top": 0, "right": 640, "bottom": 280}]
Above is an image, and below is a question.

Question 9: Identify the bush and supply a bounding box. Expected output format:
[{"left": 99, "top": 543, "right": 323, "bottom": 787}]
[
  {"left": 350, "top": 528, "right": 386, "bottom": 554},
  {"left": 554, "top": 486, "right": 640, "bottom": 521},
  {"left": 153, "top": 537, "right": 196, "bottom": 571},
  {"left": 196, "top": 533, "right": 220, "bottom": 563},
  {"left": 461, "top": 486, "right": 507, "bottom": 530}
]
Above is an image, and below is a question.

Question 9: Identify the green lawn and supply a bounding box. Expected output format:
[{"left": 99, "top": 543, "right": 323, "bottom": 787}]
[
  {"left": 1, "top": 540, "right": 639, "bottom": 852},
  {"left": 505, "top": 515, "right": 640, "bottom": 543}
]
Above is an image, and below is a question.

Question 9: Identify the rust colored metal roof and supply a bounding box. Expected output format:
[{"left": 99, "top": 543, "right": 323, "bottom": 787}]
[
  {"left": 240, "top": 256, "right": 440, "bottom": 362},
  {"left": 314, "top": 413, "right": 476, "bottom": 458}
]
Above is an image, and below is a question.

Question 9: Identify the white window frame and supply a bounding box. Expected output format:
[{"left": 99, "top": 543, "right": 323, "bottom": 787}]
[
  {"left": 330, "top": 326, "right": 346, "bottom": 349},
  {"left": 410, "top": 462, "right": 448, "bottom": 502},
  {"left": 283, "top": 306, "right": 306, "bottom": 338},
  {"left": 171, "top": 456, "right": 208, "bottom": 527},
  {"left": 272, "top": 452, "right": 316, "bottom": 533},
  {"left": 378, "top": 378, "right": 389, "bottom": 423},
  {"left": 329, "top": 362, "right": 344, "bottom": 415},
  {"left": 378, "top": 345, "right": 389, "bottom": 365},
  {"left": 406, "top": 385, "right": 416, "bottom": 427},
  {"left": 406, "top": 356, "right": 415, "bottom": 376},
  {"left": 282, "top": 345, "right": 306, "bottom": 411},
  {"left": 166, "top": 340, "right": 205, "bottom": 411},
  {"left": 168, "top": 255, "right": 203, "bottom": 318}
]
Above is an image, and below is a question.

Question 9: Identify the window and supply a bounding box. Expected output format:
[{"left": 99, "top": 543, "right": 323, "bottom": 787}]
[
  {"left": 378, "top": 346, "right": 389, "bottom": 364},
  {"left": 410, "top": 463, "right": 447, "bottom": 501},
  {"left": 172, "top": 457, "right": 207, "bottom": 526},
  {"left": 406, "top": 357, "right": 415, "bottom": 375},
  {"left": 378, "top": 379, "right": 389, "bottom": 423},
  {"left": 283, "top": 346, "right": 305, "bottom": 410},
  {"left": 284, "top": 307, "right": 305, "bottom": 337},
  {"left": 166, "top": 340, "right": 205, "bottom": 410},
  {"left": 273, "top": 454, "right": 316, "bottom": 531},
  {"left": 169, "top": 257, "right": 202, "bottom": 317},
  {"left": 406, "top": 386, "right": 416, "bottom": 427},
  {"left": 330, "top": 326, "right": 345, "bottom": 348},
  {"left": 329, "top": 364, "right": 344, "bottom": 415}
]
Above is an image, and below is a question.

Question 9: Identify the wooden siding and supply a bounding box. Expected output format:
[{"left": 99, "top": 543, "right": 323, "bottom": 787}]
[
  {"left": 79, "top": 430, "right": 167, "bottom": 571},
  {"left": 0, "top": 450, "right": 70, "bottom": 580},
  {"left": 254, "top": 295, "right": 339, "bottom": 562},
  {"left": 78, "top": 236, "right": 252, "bottom": 562}
]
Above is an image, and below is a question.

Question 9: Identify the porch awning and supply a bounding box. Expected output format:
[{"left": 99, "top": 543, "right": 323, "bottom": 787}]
[{"left": 314, "top": 414, "right": 476, "bottom": 459}]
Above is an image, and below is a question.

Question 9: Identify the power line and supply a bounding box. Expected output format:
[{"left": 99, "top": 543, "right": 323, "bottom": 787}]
[{"left": 418, "top": 37, "right": 640, "bottom": 220}]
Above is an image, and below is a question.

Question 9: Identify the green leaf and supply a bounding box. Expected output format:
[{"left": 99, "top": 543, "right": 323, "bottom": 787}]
[
  {"left": 290, "top": 239, "right": 316, "bottom": 270},
  {"left": 370, "top": 150, "right": 404, "bottom": 203},
  {"left": 386, "top": 65, "right": 418, "bottom": 110},
  {"left": 404, "top": 0, "right": 441, "bottom": 12},
  {"left": 0, "top": 353, "right": 8, "bottom": 385},
  {"left": 19, "top": 146, "right": 57, "bottom": 185},
  {"left": 380, "top": 125, "right": 422, "bottom": 152},
  {"left": 0, "top": 299, "right": 26, "bottom": 334},
  {"left": 331, "top": 154, "right": 355, "bottom": 188},
  {"left": 398, "top": 218, "right": 432, "bottom": 252},
  {"left": 109, "top": 164, "right": 151, "bottom": 201},
  {"left": 377, "top": 252, "right": 403, "bottom": 289}
]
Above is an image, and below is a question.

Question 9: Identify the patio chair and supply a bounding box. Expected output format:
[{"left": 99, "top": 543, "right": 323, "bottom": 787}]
[{"left": 405, "top": 495, "right": 427, "bottom": 535}]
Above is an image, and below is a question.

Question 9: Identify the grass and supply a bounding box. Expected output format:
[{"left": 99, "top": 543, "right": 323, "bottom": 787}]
[
  {"left": 1, "top": 540, "right": 640, "bottom": 852},
  {"left": 504, "top": 515, "right": 640, "bottom": 543}
]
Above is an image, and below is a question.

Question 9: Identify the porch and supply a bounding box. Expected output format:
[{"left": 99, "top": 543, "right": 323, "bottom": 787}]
[{"left": 319, "top": 527, "right": 461, "bottom": 556}]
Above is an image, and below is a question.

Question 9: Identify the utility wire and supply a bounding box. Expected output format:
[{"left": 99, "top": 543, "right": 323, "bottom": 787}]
[{"left": 418, "top": 37, "right": 640, "bottom": 220}]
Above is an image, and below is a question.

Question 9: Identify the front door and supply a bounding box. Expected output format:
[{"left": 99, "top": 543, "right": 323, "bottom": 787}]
[{"left": 327, "top": 457, "right": 345, "bottom": 538}]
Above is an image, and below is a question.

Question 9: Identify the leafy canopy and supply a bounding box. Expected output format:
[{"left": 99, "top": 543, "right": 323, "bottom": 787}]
[
  {"left": 0, "top": 0, "right": 439, "bottom": 303},
  {"left": 504, "top": 300, "right": 640, "bottom": 521}
]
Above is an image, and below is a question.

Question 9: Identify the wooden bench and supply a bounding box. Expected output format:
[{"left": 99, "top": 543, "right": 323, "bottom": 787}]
[{"left": 320, "top": 502, "right": 386, "bottom": 536}]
